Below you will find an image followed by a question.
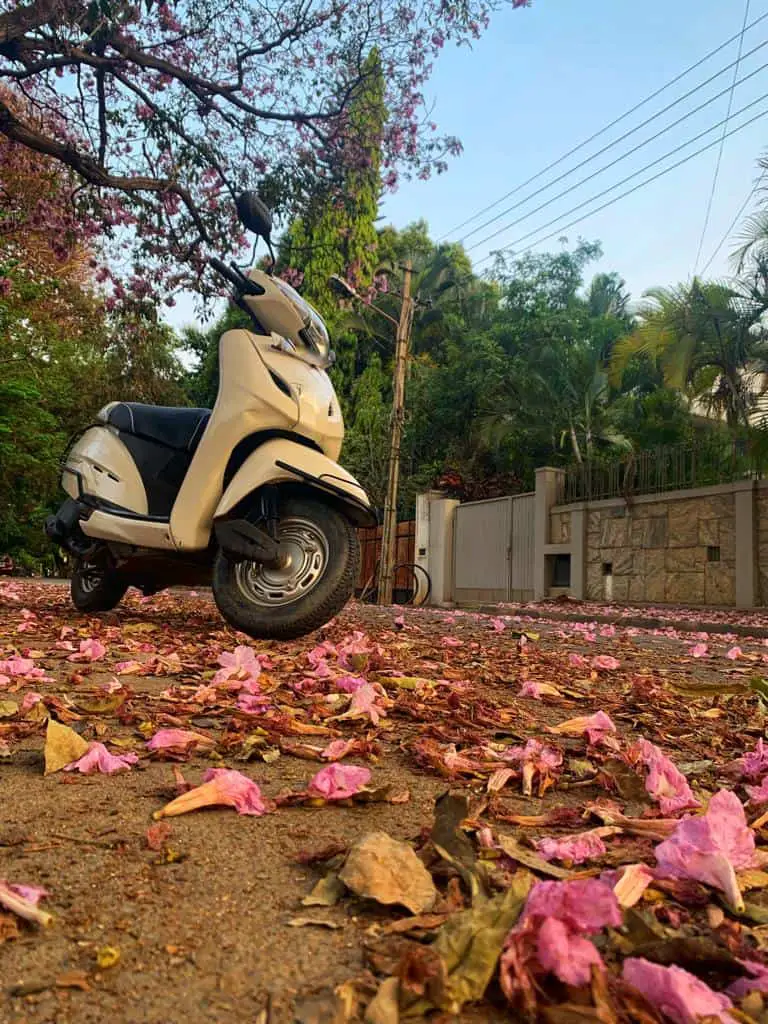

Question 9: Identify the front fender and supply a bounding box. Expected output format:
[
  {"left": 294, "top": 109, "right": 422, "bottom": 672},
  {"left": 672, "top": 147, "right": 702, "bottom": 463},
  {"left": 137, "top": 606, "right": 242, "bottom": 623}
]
[{"left": 214, "top": 439, "right": 375, "bottom": 526}]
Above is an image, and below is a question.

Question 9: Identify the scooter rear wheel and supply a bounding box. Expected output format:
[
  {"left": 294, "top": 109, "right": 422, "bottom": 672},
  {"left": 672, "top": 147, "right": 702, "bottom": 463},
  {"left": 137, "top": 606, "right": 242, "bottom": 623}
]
[
  {"left": 71, "top": 556, "right": 128, "bottom": 613},
  {"left": 212, "top": 495, "right": 359, "bottom": 640}
]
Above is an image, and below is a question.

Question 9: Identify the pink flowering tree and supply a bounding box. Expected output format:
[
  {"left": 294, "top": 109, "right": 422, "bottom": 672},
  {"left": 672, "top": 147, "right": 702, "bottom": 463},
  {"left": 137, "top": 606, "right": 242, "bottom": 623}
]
[{"left": 0, "top": 0, "right": 530, "bottom": 294}]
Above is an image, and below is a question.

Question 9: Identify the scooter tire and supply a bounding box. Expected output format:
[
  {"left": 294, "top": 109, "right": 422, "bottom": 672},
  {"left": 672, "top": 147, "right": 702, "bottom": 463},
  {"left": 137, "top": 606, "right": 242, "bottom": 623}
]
[
  {"left": 71, "top": 563, "right": 128, "bottom": 613},
  {"left": 212, "top": 495, "right": 359, "bottom": 640}
]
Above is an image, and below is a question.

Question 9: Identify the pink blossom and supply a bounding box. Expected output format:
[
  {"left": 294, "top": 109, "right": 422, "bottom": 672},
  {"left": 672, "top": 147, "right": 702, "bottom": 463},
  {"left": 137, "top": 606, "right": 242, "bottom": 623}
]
[
  {"left": 548, "top": 710, "right": 616, "bottom": 745},
  {"left": 9, "top": 883, "right": 48, "bottom": 905},
  {"left": 491, "top": 617, "right": 507, "bottom": 632},
  {"left": 0, "top": 880, "right": 52, "bottom": 926},
  {"left": 213, "top": 645, "right": 261, "bottom": 685},
  {"left": 634, "top": 739, "right": 701, "bottom": 815},
  {"left": 599, "top": 625, "right": 616, "bottom": 638},
  {"left": 334, "top": 674, "right": 367, "bottom": 693},
  {"left": 442, "top": 635, "right": 463, "bottom": 648},
  {"left": 64, "top": 742, "right": 138, "bottom": 774},
  {"left": 0, "top": 656, "right": 35, "bottom": 677},
  {"left": 307, "top": 641, "right": 335, "bottom": 668},
  {"left": 20, "top": 692, "right": 43, "bottom": 713},
  {"left": 726, "top": 646, "right": 743, "bottom": 660},
  {"left": 727, "top": 959, "right": 768, "bottom": 999},
  {"left": 736, "top": 738, "right": 768, "bottom": 780},
  {"left": 501, "top": 879, "right": 621, "bottom": 996},
  {"left": 337, "top": 631, "right": 375, "bottom": 671},
  {"left": 321, "top": 739, "right": 356, "bottom": 761},
  {"left": 146, "top": 729, "right": 214, "bottom": 755},
  {"left": 67, "top": 638, "right": 106, "bottom": 662},
  {"left": 308, "top": 763, "right": 371, "bottom": 800},
  {"left": 236, "top": 693, "right": 270, "bottom": 715},
  {"left": 654, "top": 789, "right": 759, "bottom": 911},
  {"left": 173, "top": 768, "right": 269, "bottom": 816},
  {"left": 338, "top": 683, "right": 386, "bottom": 725},
  {"left": 591, "top": 654, "right": 620, "bottom": 671},
  {"left": 568, "top": 653, "right": 587, "bottom": 668},
  {"left": 746, "top": 776, "right": 768, "bottom": 805},
  {"left": 536, "top": 917, "right": 603, "bottom": 986},
  {"left": 114, "top": 660, "right": 144, "bottom": 675},
  {"left": 690, "top": 642, "right": 709, "bottom": 658},
  {"left": 603, "top": 863, "right": 655, "bottom": 908},
  {"left": 623, "top": 959, "right": 733, "bottom": 1023},
  {"left": 536, "top": 829, "right": 608, "bottom": 865},
  {"left": 503, "top": 739, "right": 563, "bottom": 796}
]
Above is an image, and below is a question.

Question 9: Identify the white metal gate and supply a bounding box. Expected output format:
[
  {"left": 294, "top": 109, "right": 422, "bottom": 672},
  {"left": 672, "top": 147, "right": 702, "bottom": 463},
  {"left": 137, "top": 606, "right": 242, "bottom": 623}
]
[{"left": 453, "top": 493, "right": 535, "bottom": 604}]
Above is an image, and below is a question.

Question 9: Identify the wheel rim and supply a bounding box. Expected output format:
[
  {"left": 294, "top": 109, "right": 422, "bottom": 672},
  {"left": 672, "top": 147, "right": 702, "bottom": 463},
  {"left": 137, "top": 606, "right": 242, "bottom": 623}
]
[
  {"left": 78, "top": 564, "right": 105, "bottom": 593},
  {"left": 234, "top": 516, "right": 329, "bottom": 608}
]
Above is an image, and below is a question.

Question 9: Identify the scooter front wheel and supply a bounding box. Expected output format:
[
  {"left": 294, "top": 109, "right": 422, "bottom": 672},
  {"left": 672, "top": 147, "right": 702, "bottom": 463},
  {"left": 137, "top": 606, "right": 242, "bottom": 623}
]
[
  {"left": 71, "top": 556, "right": 128, "bottom": 613},
  {"left": 212, "top": 495, "right": 359, "bottom": 640}
]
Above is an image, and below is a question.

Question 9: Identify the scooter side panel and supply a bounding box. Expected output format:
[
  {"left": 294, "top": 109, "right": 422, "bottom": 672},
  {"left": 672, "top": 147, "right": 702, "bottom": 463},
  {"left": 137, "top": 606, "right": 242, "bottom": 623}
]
[
  {"left": 214, "top": 438, "right": 371, "bottom": 522},
  {"left": 63, "top": 427, "right": 149, "bottom": 515},
  {"left": 80, "top": 511, "right": 176, "bottom": 548}
]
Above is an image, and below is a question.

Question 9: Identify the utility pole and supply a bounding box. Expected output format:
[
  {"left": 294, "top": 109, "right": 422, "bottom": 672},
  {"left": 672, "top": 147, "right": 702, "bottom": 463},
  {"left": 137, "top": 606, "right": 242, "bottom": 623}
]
[{"left": 377, "top": 261, "right": 413, "bottom": 606}]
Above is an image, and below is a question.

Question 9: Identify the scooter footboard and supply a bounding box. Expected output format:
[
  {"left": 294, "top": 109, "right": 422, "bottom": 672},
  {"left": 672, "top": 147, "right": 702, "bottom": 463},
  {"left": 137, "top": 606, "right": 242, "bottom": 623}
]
[{"left": 213, "top": 439, "right": 374, "bottom": 527}]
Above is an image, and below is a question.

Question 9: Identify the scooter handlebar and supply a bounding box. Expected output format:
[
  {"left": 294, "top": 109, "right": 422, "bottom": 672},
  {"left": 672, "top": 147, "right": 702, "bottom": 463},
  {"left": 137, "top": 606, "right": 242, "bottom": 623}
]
[{"left": 209, "top": 257, "right": 266, "bottom": 297}]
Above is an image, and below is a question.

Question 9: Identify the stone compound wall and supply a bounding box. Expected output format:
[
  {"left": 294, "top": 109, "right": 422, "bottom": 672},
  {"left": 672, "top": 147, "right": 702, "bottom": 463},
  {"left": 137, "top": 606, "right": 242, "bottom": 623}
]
[{"left": 558, "top": 488, "right": 738, "bottom": 606}]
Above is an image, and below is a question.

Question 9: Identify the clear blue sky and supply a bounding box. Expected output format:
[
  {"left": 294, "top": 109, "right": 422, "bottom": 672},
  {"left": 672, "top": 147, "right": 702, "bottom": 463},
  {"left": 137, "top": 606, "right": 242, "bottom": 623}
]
[{"left": 170, "top": 0, "right": 768, "bottom": 330}]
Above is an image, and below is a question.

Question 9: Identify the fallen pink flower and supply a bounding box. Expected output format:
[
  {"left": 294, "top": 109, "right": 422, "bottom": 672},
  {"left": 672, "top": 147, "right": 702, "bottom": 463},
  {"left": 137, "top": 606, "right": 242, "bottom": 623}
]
[
  {"left": 491, "top": 617, "right": 507, "bottom": 632},
  {"left": 726, "top": 646, "right": 743, "bottom": 661},
  {"left": 334, "top": 674, "right": 367, "bottom": 693},
  {"left": 0, "top": 656, "right": 35, "bottom": 676},
  {"left": 633, "top": 739, "right": 701, "bottom": 815},
  {"left": 654, "top": 789, "right": 759, "bottom": 911},
  {"left": 690, "top": 642, "right": 709, "bottom": 658},
  {"left": 320, "top": 739, "right": 356, "bottom": 761},
  {"left": 599, "top": 625, "right": 616, "bottom": 638},
  {"left": 746, "top": 776, "right": 768, "bottom": 805},
  {"left": 536, "top": 828, "right": 610, "bottom": 865},
  {"left": 64, "top": 742, "right": 138, "bottom": 775},
  {"left": 213, "top": 644, "right": 261, "bottom": 685},
  {"left": 442, "top": 636, "right": 463, "bottom": 648},
  {"left": 503, "top": 739, "right": 563, "bottom": 796},
  {"left": 548, "top": 710, "right": 616, "bottom": 745},
  {"left": 518, "top": 679, "right": 561, "bottom": 700},
  {"left": 67, "top": 638, "right": 106, "bottom": 662},
  {"left": 591, "top": 654, "right": 620, "bottom": 671},
  {"left": 568, "top": 652, "right": 587, "bottom": 668},
  {"left": 727, "top": 959, "right": 768, "bottom": 999},
  {"left": 114, "top": 660, "right": 144, "bottom": 675},
  {"left": 0, "top": 880, "right": 53, "bottom": 927},
  {"left": 307, "top": 640, "right": 336, "bottom": 668},
  {"left": 20, "top": 692, "right": 43, "bottom": 713},
  {"left": 394, "top": 614, "right": 406, "bottom": 628},
  {"left": 154, "top": 768, "right": 271, "bottom": 818},
  {"left": 501, "top": 878, "right": 621, "bottom": 997},
  {"left": 308, "top": 763, "right": 371, "bottom": 800},
  {"left": 9, "top": 883, "right": 48, "bottom": 905},
  {"left": 337, "top": 630, "right": 376, "bottom": 671},
  {"left": 146, "top": 729, "right": 215, "bottom": 756},
  {"left": 337, "top": 682, "right": 387, "bottom": 725},
  {"left": 737, "top": 738, "right": 768, "bottom": 781},
  {"left": 236, "top": 693, "right": 270, "bottom": 715},
  {"left": 623, "top": 958, "right": 733, "bottom": 1024},
  {"left": 99, "top": 678, "right": 123, "bottom": 694}
]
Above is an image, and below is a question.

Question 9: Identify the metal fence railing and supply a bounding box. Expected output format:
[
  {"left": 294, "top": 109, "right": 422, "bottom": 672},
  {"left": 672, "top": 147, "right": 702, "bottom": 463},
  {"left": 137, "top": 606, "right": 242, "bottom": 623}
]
[{"left": 559, "top": 437, "right": 765, "bottom": 504}]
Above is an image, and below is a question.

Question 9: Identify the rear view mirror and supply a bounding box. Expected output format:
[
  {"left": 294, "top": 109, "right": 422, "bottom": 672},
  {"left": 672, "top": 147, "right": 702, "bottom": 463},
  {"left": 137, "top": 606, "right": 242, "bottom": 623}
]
[{"left": 236, "top": 192, "right": 273, "bottom": 240}]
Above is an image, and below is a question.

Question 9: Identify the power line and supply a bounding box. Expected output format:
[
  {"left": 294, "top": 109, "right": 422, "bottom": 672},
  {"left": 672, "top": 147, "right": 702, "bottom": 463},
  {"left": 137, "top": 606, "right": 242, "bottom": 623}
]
[
  {"left": 439, "top": 7, "right": 768, "bottom": 242},
  {"left": 694, "top": 0, "right": 752, "bottom": 273},
  {"left": 460, "top": 56, "right": 768, "bottom": 254},
  {"left": 474, "top": 102, "right": 768, "bottom": 270},
  {"left": 699, "top": 174, "right": 765, "bottom": 275},
  {"left": 460, "top": 36, "right": 768, "bottom": 247},
  {"left": 468, "top": 89, "right": 768, "bottom": 257}
]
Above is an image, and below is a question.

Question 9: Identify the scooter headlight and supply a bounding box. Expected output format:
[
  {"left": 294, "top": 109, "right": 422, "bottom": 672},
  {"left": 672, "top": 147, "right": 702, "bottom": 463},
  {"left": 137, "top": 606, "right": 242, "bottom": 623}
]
[{"left": 299, "top": 315, "right": 334, "bottom": 369}]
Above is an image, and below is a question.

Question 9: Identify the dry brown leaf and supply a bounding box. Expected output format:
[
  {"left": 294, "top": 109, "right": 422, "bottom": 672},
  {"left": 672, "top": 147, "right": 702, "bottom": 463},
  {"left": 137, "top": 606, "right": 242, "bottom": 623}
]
[
  {"left": 302, "top": 873, "right": 346, "bottom": 908},
  {"left": 44, "top": 718, "right": 89, "bottom": 775},
  {"left": 339, "top": 832, "right": 437, "bottom": 915}
]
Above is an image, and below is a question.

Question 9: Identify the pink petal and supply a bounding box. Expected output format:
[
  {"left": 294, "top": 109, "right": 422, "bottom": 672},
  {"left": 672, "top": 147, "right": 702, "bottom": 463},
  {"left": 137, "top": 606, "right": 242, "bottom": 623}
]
[
  {"left": 81, "top": 638, "right": 106, "bottom": 661},
  {"left": 654, "top": 789, "right": 758, "bottom": 911},
  {"left": 536, "top": 829, "right": 608, "bottom": 865},
  {"left": 236, "top": 692, "right": 270, "bottom": 715},
  {"left": 146, "top": 729, "right": 213, "bottom": 755},
  {"left": 747, "top": 776, "right": 768, "bottom": 805},
  {"left": 442, "top": 636, "right": 463, "bottom": 647},
  {"left": 727, "top": 959, "right": 768, "bottom": 999},
  {"left": 536, "top": 917, "right": 603, "bottom": 987},
  {"left": 606, "top": 863, "right": 655, "bottom": 908},
  {"left": 20, "top": 692, "right": 43, "bottom": 713},
  {"left": 64, "top": 742, "right": 138, "bottom": 774},
  {"left": 519, "top": 679, "right": 543, "bottom": 699},
  {"left": 635, "top": 739, "right": 701, "bottom": 815},
  {"left": 334, "top": 674, "right": 367, "bottom": 693},
  {"left": 308, "top": 763, "right": 371, "bottom": 800},
  {"left": 623, "top": 959, "right": 733, "bottom": 1024},
  {"left": 114, "top": 660, "right": 144, "bottom": 674},
  {"left": 491, "top": 617, "right": 507, "bottom": 632},
  {"left": 523, "top": 878, "right": 622, "bottom": 934},
  {"left": 726, "top": 646, "right": 743, "bottom": 661},
  {"left": 10, "top": 883, "right": 48, "bottom": 905},
  {"left": 690, "top": 643, "right": 709, "bottom": 658},
  {"left": 591, "top": 655, "right": 620, "bottom": 671},
  {"left": 568, "top": 653, "right": 587, "bottom": 668},
  {"left": 549, "top": 710, "right": 616, "bottom": 745},
  {"left": 738, "top": 738, "right": 768, "bottom": 780},
  {"left": 200, "top": 768, "right": 269, "bottom": 815},
  {"left": 321, "top": 739, "right": 355, "bottom": 761}
]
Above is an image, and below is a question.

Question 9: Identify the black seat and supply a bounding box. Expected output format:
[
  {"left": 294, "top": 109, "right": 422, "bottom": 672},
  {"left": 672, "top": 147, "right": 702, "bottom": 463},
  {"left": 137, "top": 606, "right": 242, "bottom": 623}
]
[{"left": 106, "top": 403, "right": 211, "bottom": 455}]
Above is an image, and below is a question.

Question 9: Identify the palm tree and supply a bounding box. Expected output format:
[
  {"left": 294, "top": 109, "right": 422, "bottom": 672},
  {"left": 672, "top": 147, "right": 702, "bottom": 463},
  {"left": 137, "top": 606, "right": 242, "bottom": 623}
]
[
  {"left": 611, "top": 279, "right": 768, "bottom": 429},
  {"left": 587, "top": 272, "right": 631, "bottom": 320}
]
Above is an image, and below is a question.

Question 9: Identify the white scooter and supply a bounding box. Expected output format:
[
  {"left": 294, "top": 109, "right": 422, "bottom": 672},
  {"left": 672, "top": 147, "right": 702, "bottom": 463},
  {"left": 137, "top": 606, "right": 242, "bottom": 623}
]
[{"left": 46, "top": 193, "right": 373, "bottom": 639}]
